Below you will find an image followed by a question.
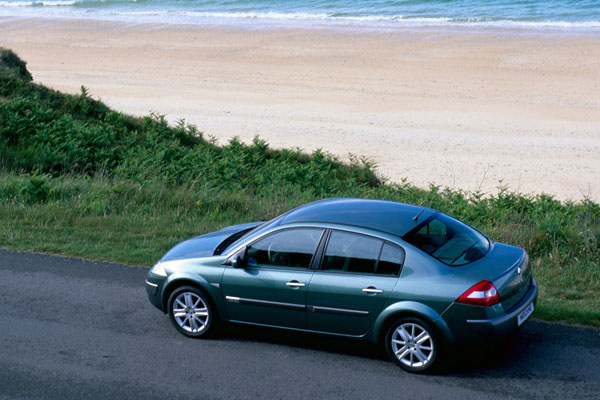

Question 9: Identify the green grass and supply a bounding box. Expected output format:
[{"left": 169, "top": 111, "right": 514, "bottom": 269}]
[{"left": 1, "top": 48, "right": 598, "bottom": 327}]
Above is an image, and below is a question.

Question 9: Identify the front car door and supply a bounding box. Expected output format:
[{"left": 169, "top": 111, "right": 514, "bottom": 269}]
[
  {"left": 222, "top": 228, "right": 324, "bottom": 329},
  {"left": 307, "top": 230, "right": 405, "bottom": 336}
]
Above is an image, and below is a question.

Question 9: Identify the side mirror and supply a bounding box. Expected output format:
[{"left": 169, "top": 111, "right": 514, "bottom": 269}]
[{"left": 231, "top": 255, "right": 242, "bottom": 268}]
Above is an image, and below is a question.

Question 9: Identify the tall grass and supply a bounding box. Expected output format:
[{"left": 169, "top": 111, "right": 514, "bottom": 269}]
[{"left": 1, "top": 48, "right": 598, "bottom": 326}]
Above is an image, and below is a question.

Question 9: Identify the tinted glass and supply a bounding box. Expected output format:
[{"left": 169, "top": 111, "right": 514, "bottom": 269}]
[
  {"left": 222, "top": 217, "right": 281, "bottom": 254},
  {"left": 322, "top": 231, "right": 383, "bottom": 274},
  {"left": 246, "top": 228, "right": 323, "bottom": 269},
  {"left": 376, "top": 243, "right": 405, "bottom": 276},
  {"left": 403, "top": 213, "right": 489, "bottom": 266}
]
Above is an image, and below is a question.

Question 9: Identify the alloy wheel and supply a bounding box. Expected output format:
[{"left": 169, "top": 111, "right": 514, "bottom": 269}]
[
  {"left": 386, "top": 319, "right": 437, "bottom": 372},
  {"left": 172, "top": 292, "right": 209, "bottom": 334},
  {"left": 168, "top": 286, "right": 214, "bottom": 338}
]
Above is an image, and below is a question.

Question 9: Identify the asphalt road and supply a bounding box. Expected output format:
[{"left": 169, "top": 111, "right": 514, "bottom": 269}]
[{"left": 1, "top": 249, "right": 599, "bottom": 400}]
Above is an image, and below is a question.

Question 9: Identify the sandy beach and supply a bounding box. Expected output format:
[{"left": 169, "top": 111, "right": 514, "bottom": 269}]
[{"left": 1, "top": 17, "right": 599, "bottom": 201}]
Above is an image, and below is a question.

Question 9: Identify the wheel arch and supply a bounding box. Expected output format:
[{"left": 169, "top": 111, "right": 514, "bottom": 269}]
[
  {"left": 370, "top": 301, "right": 455, "bottom": 346},
  {"left": 161, "top": 273, "right": 223, "bottom": 322}
]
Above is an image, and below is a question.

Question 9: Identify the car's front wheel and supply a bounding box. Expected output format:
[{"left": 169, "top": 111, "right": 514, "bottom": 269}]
[
  {"left": 167, "top": 286, "right": 215, "bottom": 338},
  {"left": 385, "top": 318, "right": 438, "bottom": 373}
]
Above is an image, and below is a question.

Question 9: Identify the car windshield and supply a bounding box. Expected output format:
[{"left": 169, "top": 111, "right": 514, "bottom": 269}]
[
  {"left": 220, "top": 217, "right": 282, "bottom": 255},
  {"left": 402, "top": 213, "right": 489, "bottom": 266}
]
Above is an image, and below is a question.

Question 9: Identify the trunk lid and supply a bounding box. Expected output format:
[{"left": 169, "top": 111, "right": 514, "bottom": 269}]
[{"left": 452, "top": 242, "right": 531, "bottom": 310}]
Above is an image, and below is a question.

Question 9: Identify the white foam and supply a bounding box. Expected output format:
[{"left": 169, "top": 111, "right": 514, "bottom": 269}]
[
  {"left": 109, "top": 11, "right": 600, "bottom": 30},
  {"left": 0, "top": 4, "right": 599, "bottom": 32},
  {"left": 474, "top": 19, "right": 600, "bottom": 29},
  {"left": 0, "top": 1, "right": 77, "bottom": 6},
  {"left": 117, "top": 10, "right": 450, "bottom": 24}
]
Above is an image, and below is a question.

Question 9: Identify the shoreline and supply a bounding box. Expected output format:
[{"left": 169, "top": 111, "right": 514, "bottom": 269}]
[
  {"left": 1, "top": 16, "right": 599, "bottom": 201},
  {"left": 1, "top": 9, "right": 600, "bottom": 36}
]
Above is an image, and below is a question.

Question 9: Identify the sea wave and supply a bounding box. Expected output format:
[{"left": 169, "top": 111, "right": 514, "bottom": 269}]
[
  {"left": 104, "top": 10, "right": 600, "bottom": 29},
  {"left": 1, "top": 3, "right": 599, "bottom": 31},
  {"left": 0, "top": 0, "right": 144, "bottom": 5},
  {"left": 0, "top": 1, "right": 77, "bottom": 6}
]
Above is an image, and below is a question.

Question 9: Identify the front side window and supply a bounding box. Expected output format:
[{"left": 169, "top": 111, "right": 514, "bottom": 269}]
[
  {"left": 246, "top": 228, "right": 324, "bottom": 269},
  {"left": 322, "top": 231, "right": 383, "bottom": 274},
  {"left": 403, "top": 213, "right": 489, "bottom": 266}
]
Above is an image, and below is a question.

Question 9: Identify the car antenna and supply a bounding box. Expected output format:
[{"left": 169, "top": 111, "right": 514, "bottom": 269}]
[{"left": 413, "top": 208, "right": 425, "bottom": 221}]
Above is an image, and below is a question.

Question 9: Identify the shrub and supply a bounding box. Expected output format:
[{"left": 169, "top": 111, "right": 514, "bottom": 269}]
[{"left": 0, "top": 48, "right": 32, "bottom": 82}]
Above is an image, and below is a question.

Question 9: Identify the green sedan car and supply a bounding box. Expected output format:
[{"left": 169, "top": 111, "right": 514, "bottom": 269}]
[{"left": 146, "top": 198, "right": 537, "bottom": 372}]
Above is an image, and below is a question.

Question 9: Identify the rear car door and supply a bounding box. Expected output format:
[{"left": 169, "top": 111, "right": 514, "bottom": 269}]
[
  {"left": 306, "top": 230, "right": 404, "bottom": 336},
  {"left": 222, "top": 228, "right": 324, "bottom": 329}
]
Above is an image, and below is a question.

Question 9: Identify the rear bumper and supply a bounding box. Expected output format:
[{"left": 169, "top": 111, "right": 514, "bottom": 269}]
[{"left": 466, "top": 277, "right": 538, "bottom": 337}]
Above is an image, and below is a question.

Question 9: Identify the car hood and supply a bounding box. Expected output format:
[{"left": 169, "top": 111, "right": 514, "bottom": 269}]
[{"left": 160, "top": 222, "right": 262, "bottom": 262}]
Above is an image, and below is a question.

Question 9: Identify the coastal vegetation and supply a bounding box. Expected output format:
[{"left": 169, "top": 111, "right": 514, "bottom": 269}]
[{"left": 1, "top": 48, "right": 598, "bottom": 327}]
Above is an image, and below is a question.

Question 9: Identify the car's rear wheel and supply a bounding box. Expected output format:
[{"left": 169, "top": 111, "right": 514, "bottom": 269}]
[
  {"left": 385, "top": 318, "right": 438, "bottom": 373},
  {"left": 167, "top": 286, "right": 214, "bottom": 338}
]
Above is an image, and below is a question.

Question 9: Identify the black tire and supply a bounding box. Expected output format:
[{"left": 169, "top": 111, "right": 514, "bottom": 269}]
[
  {"left": 385, "top": 317, "right": 438, "bottom": 373},
  {"left": 167, "top": 286, "right": 216, "bottom": 338}
]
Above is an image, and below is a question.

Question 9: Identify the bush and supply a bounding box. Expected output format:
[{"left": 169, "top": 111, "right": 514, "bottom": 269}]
[{"left": 0, "top": 48, "right": 32, "bottom": 82}]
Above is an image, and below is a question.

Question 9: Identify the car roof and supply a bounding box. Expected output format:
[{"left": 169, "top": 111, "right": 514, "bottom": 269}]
[{"left": 278, "top": 198, "right": 437, "bottom": 237}]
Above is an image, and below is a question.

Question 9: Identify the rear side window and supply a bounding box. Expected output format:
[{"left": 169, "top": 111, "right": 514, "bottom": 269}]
[
  {"left": 376, "top": 243, "right": 405, "bottom": 276},
  {"left": 321, "top": 231, "right": 404, "bottom": 276},
  {"left": 403, "top": 212, "right": 489, "bottom": 266},
  {"left": 322, "top": 231, "right": 382, "bottom": 274}
]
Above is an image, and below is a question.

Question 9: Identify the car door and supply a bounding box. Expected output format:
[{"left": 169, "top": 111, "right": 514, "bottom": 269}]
[
  {"left": 306, "top": 230, "right": 404, "bottom": 336},
  {"left": 221, "top": 228, "right": 324, "bottom": 329}
]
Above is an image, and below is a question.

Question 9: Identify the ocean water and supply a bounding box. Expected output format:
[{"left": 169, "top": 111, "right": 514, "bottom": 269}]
[{"left": 1, "top": 0, "right": 599, "bottom": 33}]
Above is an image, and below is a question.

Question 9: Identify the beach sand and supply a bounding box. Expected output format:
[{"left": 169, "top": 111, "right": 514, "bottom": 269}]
[{"left": 1, "top": 17, "right": 599, "bottom": 201}]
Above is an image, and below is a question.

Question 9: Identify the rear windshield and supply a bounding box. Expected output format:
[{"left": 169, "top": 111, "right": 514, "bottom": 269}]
[{"left": 402, "top": 213, "right": 489, "bottom": 266}]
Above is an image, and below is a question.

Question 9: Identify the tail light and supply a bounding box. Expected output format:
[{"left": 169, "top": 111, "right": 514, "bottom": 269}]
[{"left": 456, "top": 280, "right": 500, "bottom": 306}]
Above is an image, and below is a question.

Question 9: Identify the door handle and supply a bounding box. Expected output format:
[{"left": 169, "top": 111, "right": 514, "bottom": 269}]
[
  {"left": 362, "top": 287, "right": 383, "bottom": 294},
  {"left": 286, "top": 281, "right": 305, "bottom": 288}
]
